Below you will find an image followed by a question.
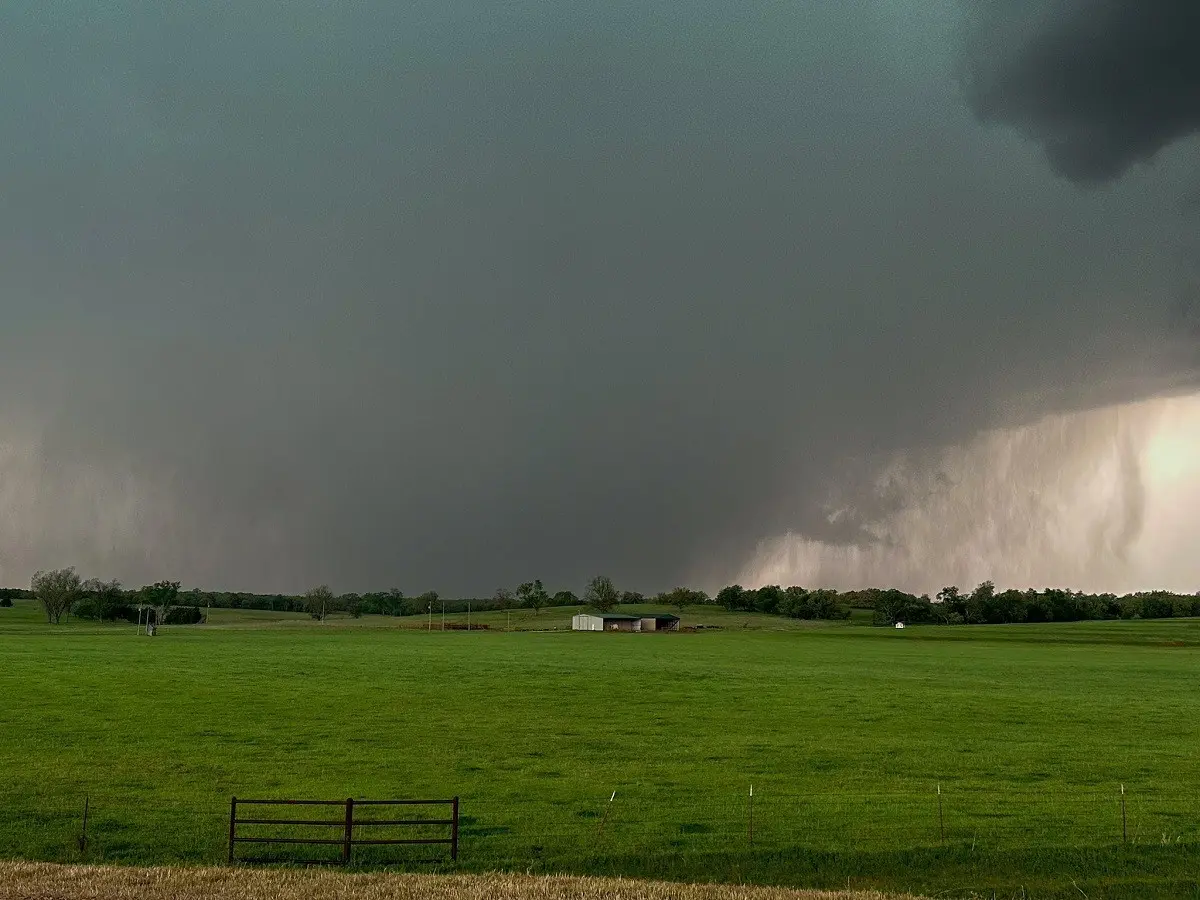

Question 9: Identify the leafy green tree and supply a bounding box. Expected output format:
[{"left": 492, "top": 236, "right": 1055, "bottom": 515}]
[
  {"left": 517, "top": 580, "right": 549, "bottom": 614},
  {"left": 386, "top": 588, "right": 406, "bottom": 616},
  {"left": 715, "top": 584, "right": 746, "bottom": 611},
  {"left": 32, "top": 567, "right": 82, "bottom": 624},
  {"left": 584, "top": 576, "right": 619, "bottom": 613},
  {"left": 659, "top": 586, "right": 707, "bottom": 612},
  {"left": 935, "top": 586, "right": 965, "bottom": 622},
  {"left": 872, "top": 589, "right": 929, "bottom": 626},
  {"left": 304, "top": 585, "right": 334, "bottom": 620},
  {"left": 967, "top": 580, "right": 995, "bottom": 623},
  {"left": 551, "top": 590, "right": 578, "bottom": 607},
  {"left": 989, "top": 589, "right": 1026, "bottom": 624},
  {"left": 415, "top": 590, "right": 440, "bottom": 620},
  {"left": 80, "top": 578, "right": 125, "bottom": 620},
  {"left": 753, "top": 585, "right": 785, "bottom": 614},
  {"left": 141, "top": 581, "right": 181, "bottom": 621}
]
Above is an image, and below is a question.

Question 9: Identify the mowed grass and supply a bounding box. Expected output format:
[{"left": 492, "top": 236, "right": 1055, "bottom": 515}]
[{"left": 2, "top": 601, "right": 1199, "bottom": 899}]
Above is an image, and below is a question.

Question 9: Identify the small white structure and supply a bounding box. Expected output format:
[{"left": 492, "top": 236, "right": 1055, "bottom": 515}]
[
  {"left": 572, "top": 613, "right": 680, "bottom": 632},
  {"left": 894, "top": 622, "right": 906, "bottom": 629},
  {"left": 572, "top": 613, "right": 640, "bottom": 632}
]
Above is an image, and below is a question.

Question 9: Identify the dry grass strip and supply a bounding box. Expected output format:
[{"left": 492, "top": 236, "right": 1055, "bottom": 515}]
[{"left": 0, "top": 863, "right": 923, "bottom": 900}]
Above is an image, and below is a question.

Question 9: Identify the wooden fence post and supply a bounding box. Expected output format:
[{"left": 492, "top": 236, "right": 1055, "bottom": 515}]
[
  {"left": 343, "top": 798, "right": 355, "bottom": 865},
  {"left": 451, "top": 797, "right": 460, "bottom": 861}
]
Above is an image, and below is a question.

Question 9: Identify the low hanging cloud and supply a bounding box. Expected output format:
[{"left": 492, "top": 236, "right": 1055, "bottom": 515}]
[
  {"left": 960, "top": 0, "right": 1200, "bottom": 183},
  {"left": 739, "top": 392, "right": 1200, "bottom": 596}
]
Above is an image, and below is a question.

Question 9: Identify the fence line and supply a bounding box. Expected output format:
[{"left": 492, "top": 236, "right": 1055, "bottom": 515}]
[{"left": 6, "top": 783, "right": 1198, "bottom": 867}]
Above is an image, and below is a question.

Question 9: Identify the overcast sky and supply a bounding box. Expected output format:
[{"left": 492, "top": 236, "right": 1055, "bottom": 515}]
[{"left": 2, "top": 0, "right": 1198, "bottom": 595}]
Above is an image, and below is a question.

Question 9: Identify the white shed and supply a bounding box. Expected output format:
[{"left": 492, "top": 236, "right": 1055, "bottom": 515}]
[{"left": 572, "top": 613, "right": 642, "bottom": 632}]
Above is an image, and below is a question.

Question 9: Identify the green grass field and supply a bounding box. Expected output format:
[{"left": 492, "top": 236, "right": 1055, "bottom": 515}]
[{"left": 2, "top": 600, "right": 1199, "bottom": 898}]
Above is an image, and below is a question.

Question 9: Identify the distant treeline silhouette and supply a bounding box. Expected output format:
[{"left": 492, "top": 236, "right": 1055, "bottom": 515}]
[
  {"left": 4, "top": 580, "right": 1198, "bottom": 626},
  {"left": 711, "top": 582, "right": 1200, "bottom": 626}
]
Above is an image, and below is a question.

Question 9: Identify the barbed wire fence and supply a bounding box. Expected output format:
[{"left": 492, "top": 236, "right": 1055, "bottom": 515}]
[{"left": 5, "top": 782, "right": 1198, "bottom": 870}]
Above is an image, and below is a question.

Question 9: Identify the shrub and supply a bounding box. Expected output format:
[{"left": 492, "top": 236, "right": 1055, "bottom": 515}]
[{"left": 164, "top": 606, "right": 203, "bottom": 625}]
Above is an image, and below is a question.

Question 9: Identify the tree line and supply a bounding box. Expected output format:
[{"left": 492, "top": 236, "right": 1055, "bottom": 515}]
[
  {"left": 4, "top": 569, "right": 183, "bottom": 625},
  {"left": 5, "top": 569, "right": 1199, "bottom": 627},
  {"left": 5, "top": 570, "right": 713, "bottom": 624},
  {"left": 691, "top": 581, "right": 1200, "bottom": 625}
]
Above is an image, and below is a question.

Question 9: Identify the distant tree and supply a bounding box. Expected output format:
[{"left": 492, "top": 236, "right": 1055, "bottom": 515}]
[
  {"left": 517, "top": 580, "right": 549, "bottom": 614},
  {"left": 551, "top": 590, "right": 578, "bottom": 607},
  {"left": 164, "top": 606, "right": 204, "bottom": 625},
  {"left": 79, "top": 578, "right": 125, "bottom": 620},
  {"left": 361, "top": 588, "right": 406, "bottom": 616},
  {"left": 584, "top": 576, "right": 620, "bottom": 613},
  {"left": 935, "top": 586, "right": 966, "bottom": 622},
  {"left": 659, "top": 586, "right": 708, "bottom": 613},
  {"left": 493, "top": 587, "right": 514, "bottom": 610},
  {"left": 753, "top": 585, "right": 785, "bottom": 614},
  {"left": 967, "top": 580, "right": 995, "bottom": 623},
  {"left": 619, "top": 591, "right": 644, "bottom": 605},
  {"left": 386, "top": 588, "right": 406, "bottom": 616},
  {"left": 304, "top": 585, "right": 334, "bottom": 621},
  {"left": 32, "top": 567, "right": 82, "bottom": 624},
  {"left": 415, "top": 590, "right": 440, "bottom": 620},
  {"left": 872, "top": 588, "right": 927, "bottom": 626},
  {"left": 0, "top": 597, "right": 11, "bottom": 607},
  {"left": 141, "top": 581, "right": 181, "bottom": 621},
  {"left": 715, "top": 584, "right": 746, "bottom": 611},
  {"left": 342, "top": 593, "right": 363, "bottom": 618},
  {"left": 990, "top": 589, "right": 1026, "bottom": 624}
]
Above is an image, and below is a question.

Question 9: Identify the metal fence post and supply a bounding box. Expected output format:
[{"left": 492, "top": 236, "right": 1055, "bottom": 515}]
[
  {"left": 451, "top": 797, "right": 460, "bottom": 861},
  {"left": 343, "top": 798, "right": 355, "bottom": 865},
  {"left": 748, "top": 785, "right": 754, "bottom": 847},
  {"left": 1121, "top": 784, "right": 1127, "bottom": 844},
  {"left": 78, "top": 795, "right": 89, "bottom": 858},
  {"left": 228, "top": 797, "right": 237, "bottom": 865},
  {"left": 938, "top": 784, "right": 945, "bottom": 844}
]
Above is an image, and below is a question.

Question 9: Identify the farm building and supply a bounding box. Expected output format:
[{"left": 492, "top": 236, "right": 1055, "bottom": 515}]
[
  {"left": 571, "top": 613, "right": 680, "bottom": 632},
  {"left": 638, "top": 614, "right": 680, "bottom": 632}
]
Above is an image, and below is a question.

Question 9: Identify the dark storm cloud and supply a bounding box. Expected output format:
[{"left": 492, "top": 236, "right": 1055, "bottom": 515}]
[
  {"left": 961, "top": 0, "right": 1200, "bottom": 183},
  {"left": 1, "top": 1, "right": 1196, "bottom": 595}
]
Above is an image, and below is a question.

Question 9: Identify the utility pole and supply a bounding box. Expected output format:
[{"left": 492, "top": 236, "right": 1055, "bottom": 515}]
[
  {"left": 441, "top": 599, "right": 445, "bottom": 631},
  {"left": 467, "top": 601, "right": 471, "bottom": 632},
  {"left": 427, "top": 602, "right": 432, "bottom": 632}
]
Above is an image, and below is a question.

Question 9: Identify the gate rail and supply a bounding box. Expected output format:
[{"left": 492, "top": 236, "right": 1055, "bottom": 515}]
[{"left": 228, "top": 796, "right": 459, "bottom": 865}]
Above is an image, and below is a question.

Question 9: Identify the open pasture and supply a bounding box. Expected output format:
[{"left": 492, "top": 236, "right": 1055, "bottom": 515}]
[{"left": 2, "top": 601, "right": 1199, "bottom": 898}]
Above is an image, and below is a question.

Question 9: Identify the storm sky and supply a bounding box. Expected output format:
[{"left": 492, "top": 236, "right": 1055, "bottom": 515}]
[{"left": 2, "top": 0, "right": 1198, "bottom": 596}]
